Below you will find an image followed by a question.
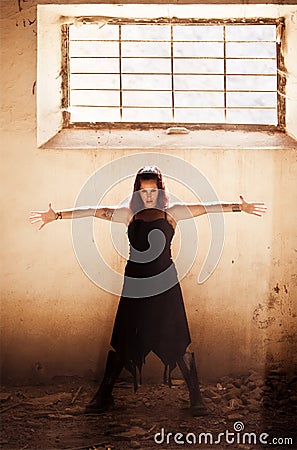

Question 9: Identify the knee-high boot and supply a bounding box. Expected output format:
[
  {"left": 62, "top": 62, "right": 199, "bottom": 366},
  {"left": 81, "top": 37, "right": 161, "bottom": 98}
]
[
  {"left": 177, "top": 351, "right": 208, "bottom": 416},
  {"left": 85, "top": 350, "right": 124, "bottom": 414}
]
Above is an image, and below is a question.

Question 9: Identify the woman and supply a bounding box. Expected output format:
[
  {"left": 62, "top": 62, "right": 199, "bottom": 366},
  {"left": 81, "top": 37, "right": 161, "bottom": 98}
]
[{"left": 29, "top": 166, "right": 266, "bottom": 416}]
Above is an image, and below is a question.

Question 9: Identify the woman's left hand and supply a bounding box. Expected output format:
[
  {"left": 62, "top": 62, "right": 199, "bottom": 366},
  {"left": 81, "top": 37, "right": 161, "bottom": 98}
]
[{"left": 240, "top": 195, "right": 267, "bottom": 216}]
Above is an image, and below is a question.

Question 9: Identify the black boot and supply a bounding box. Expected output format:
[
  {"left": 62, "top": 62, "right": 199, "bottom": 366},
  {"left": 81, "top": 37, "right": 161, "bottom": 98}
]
[
  {"left": 177, "top": 351, "right": 208, "bottom": 416},
  {"left": 85, "top": 350, "right": 124, "bottom": 414}
]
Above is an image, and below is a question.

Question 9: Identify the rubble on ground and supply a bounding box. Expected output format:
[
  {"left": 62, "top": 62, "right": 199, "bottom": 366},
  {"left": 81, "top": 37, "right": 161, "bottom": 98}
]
[{"left": 1, "top": 369, "right": 296, "bottom": 450}]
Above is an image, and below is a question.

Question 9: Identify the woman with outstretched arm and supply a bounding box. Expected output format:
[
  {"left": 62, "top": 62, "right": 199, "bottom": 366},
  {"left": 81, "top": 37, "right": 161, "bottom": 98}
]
[{"left": 29, "top": 166, "right": 266, "bottom": 416}]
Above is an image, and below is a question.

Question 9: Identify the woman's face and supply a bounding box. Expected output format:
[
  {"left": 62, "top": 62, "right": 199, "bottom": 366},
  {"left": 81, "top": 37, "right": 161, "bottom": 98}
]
[{"left": 139, "top": 179, "right": 159, "bottom": 209}]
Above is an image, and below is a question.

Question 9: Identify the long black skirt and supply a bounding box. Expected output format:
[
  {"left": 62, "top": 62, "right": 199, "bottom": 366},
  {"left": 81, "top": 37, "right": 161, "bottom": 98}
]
[{"left": 110, "top": 270, "right": 191, "bottom": 388}]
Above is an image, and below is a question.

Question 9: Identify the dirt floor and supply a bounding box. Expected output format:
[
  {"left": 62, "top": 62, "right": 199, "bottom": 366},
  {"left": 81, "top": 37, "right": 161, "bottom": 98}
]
[{"left": 1, "top": 369, "right": 296, "bottom": 450}]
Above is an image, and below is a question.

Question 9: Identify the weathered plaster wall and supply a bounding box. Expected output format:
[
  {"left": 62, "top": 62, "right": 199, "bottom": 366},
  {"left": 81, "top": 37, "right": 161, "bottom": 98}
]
[{"left": 1, "top": 0, "right": 296, "bottom": 384}]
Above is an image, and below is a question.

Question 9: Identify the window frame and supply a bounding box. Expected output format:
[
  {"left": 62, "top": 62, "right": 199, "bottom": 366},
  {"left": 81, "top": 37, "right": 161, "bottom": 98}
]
[{"left": 61, "top": 17, "right": 286, "bottom": 131}]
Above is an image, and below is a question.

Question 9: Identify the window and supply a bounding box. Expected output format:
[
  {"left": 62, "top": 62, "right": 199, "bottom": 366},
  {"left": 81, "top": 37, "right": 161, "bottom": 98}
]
[
  {"left": 62, "top": 19, "right": 285, "bottom": 128},
  {"left": 38, "top": 4, "right": 296, "bottom": 148}
]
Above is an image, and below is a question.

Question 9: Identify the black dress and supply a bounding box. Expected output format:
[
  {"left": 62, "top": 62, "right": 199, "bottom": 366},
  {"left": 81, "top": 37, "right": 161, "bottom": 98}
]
[{"left": 110, "top": 208, "right": 191, "bottom": 389}]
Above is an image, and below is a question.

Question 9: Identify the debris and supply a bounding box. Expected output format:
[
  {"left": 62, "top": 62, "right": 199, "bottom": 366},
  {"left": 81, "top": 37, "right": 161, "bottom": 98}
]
[
  {"left": 71, "top": 386, "right": 83, "bottom": 405},
  {"left": 224, "top": 386, "right": 241, "bottom": 400},
  {"left": 219, "top": 376, "right": 233, "bottom": 385},
  {"left": 249, "top": 387, "right": 263, "bottom": 400},
  {"left": 240, "top": 384, "right": 249, "bottom": 393},
  {"left": 116, "top": 381, "right": 132, "bottom": 389},
  {"left": 1, "top": 370, "right": 296, "bottom": 449},
  {"left": 147, "top": 424, "right": 157, "bottom": 433},
  {"left": 247, "top": 398, "right": 261, "bottom": 412},
  {"left": 26, "top": 392, "right": 72, "bottom": 406},
  {"left": 129, "top": 418, "right": 144, "bottom": 426},
  {"left": 142, "top": 397, "right": 153, "bottom": 408},
  {"left": 0, "top": 401, "right": 24, "bottom": 414},
  {"left": 227, "top": 398, "right": 244, "bottom": 410},
  {"left": 203, "top": 387, "right": 222, "bottom": 404},
  {"left": 32, "top": 410, "right": 60, "bottom": 418},
  {"left": 65, "top": 405, "right": 85, "bottom": 415},
  {"left": 113, "top": 426, "right": 147, "bottom": 440},
  {"left": 19, "top": 445, "right": 29, "bottom": 450},
  {"left": 171, "top": 378, "right": 184, "bottom": 386},
  {"left": 0, "top": 393, "right": 11, "bottom": 403},
  {"left": 227, "top": 413, "right": 244, "bottom": 420},
  {"left": 47, "top": 413, "right": 75, "bottom": 419},
  {"left": 62, "top": 443, "right": 109, "bottom": 450}
]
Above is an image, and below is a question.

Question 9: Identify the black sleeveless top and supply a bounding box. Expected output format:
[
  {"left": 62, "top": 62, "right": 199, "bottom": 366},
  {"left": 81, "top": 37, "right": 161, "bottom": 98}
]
[
  {"left": 110, "top": 208, "right": 191, "bottom": 388},
  {"left": 126, "top": 209, "right": 175, "bottom": 276}
]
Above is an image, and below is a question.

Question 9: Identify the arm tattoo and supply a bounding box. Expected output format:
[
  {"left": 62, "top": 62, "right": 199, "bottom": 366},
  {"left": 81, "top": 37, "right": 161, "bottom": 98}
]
[{"left": 103, "top": 208, "right": 113, "bottom": 219}]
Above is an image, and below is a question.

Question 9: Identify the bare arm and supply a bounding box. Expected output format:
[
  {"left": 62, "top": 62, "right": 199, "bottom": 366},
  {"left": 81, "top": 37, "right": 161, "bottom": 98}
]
[
  {"left": 94, "top": 206, "right": 132, "bottom": 225},
  {"left": 29, "top": 203, "right": 132, "bottom": 230},
  {"left": 167, "top": 195, "right": 267, "bottom": 222}
]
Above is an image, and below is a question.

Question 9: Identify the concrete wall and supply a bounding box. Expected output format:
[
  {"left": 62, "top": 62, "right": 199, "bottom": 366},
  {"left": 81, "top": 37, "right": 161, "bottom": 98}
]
[{"left": 1, "top": 0, "right": 296, "bottom": 384}]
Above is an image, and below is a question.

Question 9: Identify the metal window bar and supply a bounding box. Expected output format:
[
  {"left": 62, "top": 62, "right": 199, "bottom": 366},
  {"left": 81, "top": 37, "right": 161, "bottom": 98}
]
[
  {"left": 223, "top": 25, "right": 227, "bottom": 123},
  {"left": 119, "top": 25, "right": 123, "bottom": 120},
  {"left": 170, "top": 24, "right": 175, "bottom": 121},
  {"left": 65, "top": 20, "right": 284, "bottom": 127}
]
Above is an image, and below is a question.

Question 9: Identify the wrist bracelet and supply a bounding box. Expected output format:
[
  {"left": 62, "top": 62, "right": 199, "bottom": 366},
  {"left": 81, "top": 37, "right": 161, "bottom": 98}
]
[
  {"left": 232, "top": 205, "right": 242, "bottom": 212},
  {"left": 56, "top": 211, "right": 62, "bottom": 220}
]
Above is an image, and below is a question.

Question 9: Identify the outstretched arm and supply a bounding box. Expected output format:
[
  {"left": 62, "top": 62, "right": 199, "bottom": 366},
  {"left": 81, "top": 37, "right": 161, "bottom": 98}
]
[
  {"left": 167, "top": 195, "right": 267, "bottom": 222},
  {"left": 29, "top": 203, "right": 132, "bottom": 230}
]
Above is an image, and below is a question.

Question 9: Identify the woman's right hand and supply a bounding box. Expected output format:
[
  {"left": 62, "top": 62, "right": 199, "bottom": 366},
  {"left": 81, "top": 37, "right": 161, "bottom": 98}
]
[{"left": 29, "top": 202, "right": 57, "bottom": 230}]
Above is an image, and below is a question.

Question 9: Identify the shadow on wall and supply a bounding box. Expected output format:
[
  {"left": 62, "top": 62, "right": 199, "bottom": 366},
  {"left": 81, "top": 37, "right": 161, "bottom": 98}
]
[
  {"left": 260, "top": 282, "right": 297, "bottom": 444},
  {"left": 258, "top": 153, "right": 297, "bottom": 442}
]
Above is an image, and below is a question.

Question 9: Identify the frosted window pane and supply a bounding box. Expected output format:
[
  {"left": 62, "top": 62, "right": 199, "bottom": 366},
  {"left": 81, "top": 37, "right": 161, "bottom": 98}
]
[
  {"left": 173, "top": 26, "right": 223, "bottom": 41},
  {"left": 227, "top": 109, "right": 277, "bottom": 125},
  {"left": 175, "top": 92, "right": 224, "bottom": 107},
  {"left": 69, "top": 41, "right": 119, "bottom": 57},
  {"left": 174, "top": 59, "right": 224, "bottom": 74},
  {"left": 70, "top": 107, "right": 120, "bottom": 122},
  {"left": 227, "top": 75, "right": 277, "bottom": 91},
  {"left": 175, "top": 75, "right": 224, "bottom": 90},
  {"left": 226, "top": 42, "right": 276, "bottom": 58},
  {"left": 174, "top": 42, "right": 224, "bottom": 57},
  {"left": 123, "top": 91, "right": 172, "bottom": 107},
  {"left": 175, "top": 108, "right": 224, "bottom": 123},
  {"left": 70, "top": 58, "right": 119, "bottom": 74},
  {"left": 69, "top": 24, "right": 119, "bottom": 41},
  {"left": 227, "top": 59, "right": 276, "bottom": 75},
  {"left": 227, "top": 92, "right": 277, "bottom": 107},
  {"left": 122, "top": 58, "right": 171, "bottom": 74},
  {"left": 68, "top": 23, "right": 278, "bottom": 125},
  {"left": 121, "top": 25, "right": 170, "bottom": 41},
  {"left": 122, "top": 42, "right": 170, "bottom": 57},
  {"left": 71, "top": 74, "right": 120, "bottom": 89},
  {"left": 226, "top": 25, "right": 276, "bottom": 41},
  {"left": 122, "top": 75, "right": 171, "bottom": 90},
  {"left": 122, "top": 108, "right": 172, "bottom": 122},
  {"left": 70, "top": 90, "right": 120, "bottom": 107}
]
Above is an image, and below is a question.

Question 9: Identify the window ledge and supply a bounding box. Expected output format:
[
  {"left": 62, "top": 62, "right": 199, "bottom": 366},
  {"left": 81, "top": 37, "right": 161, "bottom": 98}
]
[{"left": 40, "top": 128, "right": 297, "bottom": 150}]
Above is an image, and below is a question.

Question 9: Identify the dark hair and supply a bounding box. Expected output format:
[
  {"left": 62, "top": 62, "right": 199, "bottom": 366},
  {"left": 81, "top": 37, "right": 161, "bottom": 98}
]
[{"left": 129, "top": 166, "right": 169, "bottom": 213}]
